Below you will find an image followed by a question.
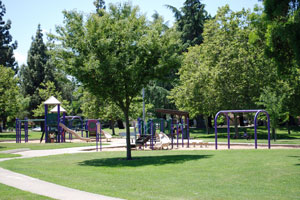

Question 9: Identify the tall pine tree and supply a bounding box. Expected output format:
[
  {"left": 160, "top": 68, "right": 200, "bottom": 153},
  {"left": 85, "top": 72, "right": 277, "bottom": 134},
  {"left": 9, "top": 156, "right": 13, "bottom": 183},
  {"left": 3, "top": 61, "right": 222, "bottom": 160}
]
[
  {"left": 20, "top": 24, "right": 55, "bottom": 116},
  {"left": 0, "top": 0, "right": 18, "bottom": 73},
  {"left": 166, "top": 0, "right": 210, "bottom": 50}
]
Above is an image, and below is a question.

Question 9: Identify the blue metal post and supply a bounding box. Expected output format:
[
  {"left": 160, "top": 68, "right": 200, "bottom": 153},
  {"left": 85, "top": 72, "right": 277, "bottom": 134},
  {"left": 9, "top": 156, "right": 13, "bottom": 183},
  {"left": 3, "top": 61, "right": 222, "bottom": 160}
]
[
  {"left": 254, "top": 112, "right": 258, "bottom": 149},
  {"left": 226, "top": 114, "right": 230, "bottom": 149},
  {"left": 100, "top": 122, "right": 102, "bottom": 151},
  {"left": 25, "top": 117, "right": 28, "bottom": 143},
  {"left": 187, "top": 117, "right": 190, "bottom": 148},
  {"left": 176, "top": 122, "right": 179, "bottom": 148},
  {"left": 151, "top": 120, "right": 154, "bottom": 150},
  {"left": 181, "top": 119, "right": 184, "bottom": 148},
  {"left": 57, "top": 104, "right": 60, "bottom": 143},
  {"left": 15, "top": 118, "right": 19, "bottom": 143},
  {"left": 45, "top": 104, "right": 48, "bottom": 143},
  {"left": 171, "top": 119, "right": 173, "bottom": 149}
]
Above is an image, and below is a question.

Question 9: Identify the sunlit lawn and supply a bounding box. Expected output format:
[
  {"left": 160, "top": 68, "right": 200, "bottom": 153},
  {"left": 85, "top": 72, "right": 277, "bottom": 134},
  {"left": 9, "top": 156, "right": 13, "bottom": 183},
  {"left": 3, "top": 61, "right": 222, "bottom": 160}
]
[
  {"left": 0, "top": 142, "right": 102, "bottom": 152},
  {"left": 190, "top": 126, "right": 300, "bottom": 144},
  {"left": 0, "top": 183, "right": 53, "bottom": 200},
  {"left": 0, "top": 149, "right": 299, "bottom": 200}
]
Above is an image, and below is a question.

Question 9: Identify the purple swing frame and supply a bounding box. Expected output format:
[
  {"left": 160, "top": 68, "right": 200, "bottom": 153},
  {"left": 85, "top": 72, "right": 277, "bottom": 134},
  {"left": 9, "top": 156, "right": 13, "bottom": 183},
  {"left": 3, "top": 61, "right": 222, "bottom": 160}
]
[{"left": 214, "top": 110, "right": 271, "bottom": 150}]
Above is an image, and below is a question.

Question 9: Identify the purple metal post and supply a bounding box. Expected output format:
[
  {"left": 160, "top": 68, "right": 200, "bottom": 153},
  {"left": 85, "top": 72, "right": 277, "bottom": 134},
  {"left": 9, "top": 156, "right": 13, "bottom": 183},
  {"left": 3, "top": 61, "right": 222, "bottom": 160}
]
[
  {"left": 151, "top": 120, "right": 154, "bottom": 150},
  {"left": 181, "top": 119, "right": 184, "bottom": 148},
  {"left": 19, "top": 121, "right": 21, "bottom": 143},
  {"left": 226, "top": 114, "right": 230, "bottom": 149},
  {"left": 161, "top": 119, "right": 164, "bottom": 132},
  {"left": 187, "top": 118, "right": 190, "bottom": 148},
  {"left": 176, "top": 122, "right": 179, "bottom": 148},
  {"left": 215, "top": 110, "right": 271, "bottom": 150},
  {"left": 100, "top": 122, "right": 102, "bottom": 151},
  {"left": 254, "top": 112, "right": 258, "bottom": 149},
  {"left": 63, "top": 112, "right": 66, "bottom": 142},
  {"left": 138, "top": 118, "right": 141, "bottom": 135},
  {"left": 96, "top": 122, "right": 99, "bottom": 151},
  {"left": 57, "top": 104, "right": 60, "bottom": 143},
  {"left": 171, "top": 119, "right": 173, "bottom": 149},
  {"left": 214, "top": 113, "right": 219, "bottom": 150},
  {"left": 25, "top": 117, "right": 28, "bottom": 143},
  {"left": 15, "top": 118, "right": 19, "bottom": 143},
  {"left": 44, "top": 104, "right": 48, "bottom": 143}
]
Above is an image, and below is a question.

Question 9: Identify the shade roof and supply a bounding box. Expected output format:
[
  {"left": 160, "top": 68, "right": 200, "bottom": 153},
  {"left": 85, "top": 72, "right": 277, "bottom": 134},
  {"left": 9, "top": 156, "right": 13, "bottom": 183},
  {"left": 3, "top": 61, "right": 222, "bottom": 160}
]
[
  {"left": 50, "top": 105, "right": 66, "bottom": 113},
  {"left": 43, "top": 96, "right": 61, "bottom": 105}
]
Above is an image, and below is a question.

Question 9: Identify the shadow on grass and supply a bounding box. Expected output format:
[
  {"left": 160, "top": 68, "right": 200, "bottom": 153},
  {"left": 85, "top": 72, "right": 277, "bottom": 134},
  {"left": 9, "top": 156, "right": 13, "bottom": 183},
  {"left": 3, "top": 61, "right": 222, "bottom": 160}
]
[
  {"left": 0, "top": 134, "right": 17, "bottom": 139},
  {"left": 78, "top": 154, "right": 212, "bottom": 168}
]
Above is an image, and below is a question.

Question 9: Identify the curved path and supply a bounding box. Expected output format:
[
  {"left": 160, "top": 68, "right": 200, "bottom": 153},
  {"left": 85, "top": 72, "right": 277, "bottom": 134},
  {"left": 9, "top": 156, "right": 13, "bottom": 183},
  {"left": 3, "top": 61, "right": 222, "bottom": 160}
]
[{"left": 0, "top": 147, "right": 123, "bottom": 200}]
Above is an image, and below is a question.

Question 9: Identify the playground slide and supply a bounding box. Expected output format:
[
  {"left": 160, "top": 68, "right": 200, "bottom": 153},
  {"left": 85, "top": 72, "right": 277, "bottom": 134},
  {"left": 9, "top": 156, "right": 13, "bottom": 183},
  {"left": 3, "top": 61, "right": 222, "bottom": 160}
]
[
  {"left": 96, "top": 124, "right": 112, "bottom": 141},
  {"left": 155, "top": 132, "right": 170, "bottom": 150},
  {"left": 59, "top": 123, "right": 91, "bottom": 142}
]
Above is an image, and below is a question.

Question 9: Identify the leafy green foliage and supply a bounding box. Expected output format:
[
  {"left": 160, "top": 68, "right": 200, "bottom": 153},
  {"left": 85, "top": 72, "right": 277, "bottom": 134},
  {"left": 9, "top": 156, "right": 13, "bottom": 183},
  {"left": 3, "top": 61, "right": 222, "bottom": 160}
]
[
  {"left": 0, "top": 0, "right": 18, "bottom": 73},
  {"left": 50, "top": 3, "right": 181, "bottom": 159},
  {"left": 257, "top": 82, "right": 292, "bottom": 136},
  {"left": 0, "top": 65, "right": 18, "bottom": 130},
  {"left": 32, "top": 81, "right": 70, "bottom": 117},
  {"left": 263, "top": 0, "right": 300, "bottom": 72},
  {"left": 19, "top": 25, "right": 56, "bottom": 116},
  {"left": 167, "top": 0, "right": 210, "bottom": 50},
  {"left": 170, "top": 6, "right": 277, "bottom": 118}
]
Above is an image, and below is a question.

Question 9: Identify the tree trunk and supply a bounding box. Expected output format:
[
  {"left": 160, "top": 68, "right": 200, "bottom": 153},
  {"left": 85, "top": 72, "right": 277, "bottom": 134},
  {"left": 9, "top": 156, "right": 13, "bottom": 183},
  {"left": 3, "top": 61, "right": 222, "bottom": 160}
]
[
  {"left": 110, "top": 120, "right": 115, "bottom": 136},
  {"left": 287, "top": 121, "right": 291, "bottom": 135},
  {"left": 204, "top": 116, "right": 209, "bottom": 134},
  {"left": 239, "top": 114, "right": 245, "bottom": 126},
  {"left": 124, "top": 109, "right": 132, "bottom": 160},
  {"left": 234, "top": 114, "right": 239, "bottom": 138},
  {"left": 272, "top": 127, "right": 276, "bottom": 141},
  {"left": 208, "top": 116, "right": 213, "bottom": 128}
]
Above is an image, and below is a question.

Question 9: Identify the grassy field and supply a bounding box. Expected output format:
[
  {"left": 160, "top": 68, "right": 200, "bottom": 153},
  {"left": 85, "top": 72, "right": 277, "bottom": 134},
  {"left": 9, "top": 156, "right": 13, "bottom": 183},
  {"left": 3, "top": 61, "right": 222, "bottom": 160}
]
[
  {"left": 189, "top": 126, "right": 300, "bottom": 144},
  {"left": 0, "top": 183, "right": 53, "bottom": 200},
  {"left": 0, "top": 142, "right": 102, "bottom": 152},
  {"left": 0, "top": 149, "right": 299, "bottom": 200},
  {"left": 0, "top": 153, "right": 21, "bottom": 158},
  {"left": 0, "top": 128, "right": 123, "bottom": 141}
]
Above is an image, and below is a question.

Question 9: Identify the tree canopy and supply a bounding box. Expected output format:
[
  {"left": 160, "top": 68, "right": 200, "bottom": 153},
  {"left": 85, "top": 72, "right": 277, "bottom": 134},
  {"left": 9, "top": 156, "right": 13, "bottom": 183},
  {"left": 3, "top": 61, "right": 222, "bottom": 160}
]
[
  {"left": 50, "top": 2, "right": 182, "bottom": 159},
  {"left": 19, "top": 25, "right": 56, "bottom": 116},
  {"left": 0, "top": 0, "right": 18, "bottom": 73},
  {"left": 0, "top": 65, "right": 18, "bottom": 131},
  {"left": 167, "top": 0, "right": 210, "bottom": 50}
]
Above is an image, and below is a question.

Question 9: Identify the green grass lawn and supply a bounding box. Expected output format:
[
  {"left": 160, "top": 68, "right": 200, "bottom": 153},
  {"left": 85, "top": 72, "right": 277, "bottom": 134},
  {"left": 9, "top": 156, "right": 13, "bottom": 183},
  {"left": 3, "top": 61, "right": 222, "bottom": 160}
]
[
  {"left": 0, "top": 128, "right": 123, "bottom": 141},
  {"left": 0, "top": 131, "right": 42, "bottom": 141},
  {"left": 0, "top": 142, "right": 103, "bottom": 152},
  {"left": 0, "top": 149, "right": 299, "bottom": 200},
  {"left": 190, "top": 126, "right": 300, "bottom": 144},
  {"left": 0, "top": 183, "right": 53, "bottom": 200},
  {"left": 0, "top": 153, "right": 21, "bottom": 158}
]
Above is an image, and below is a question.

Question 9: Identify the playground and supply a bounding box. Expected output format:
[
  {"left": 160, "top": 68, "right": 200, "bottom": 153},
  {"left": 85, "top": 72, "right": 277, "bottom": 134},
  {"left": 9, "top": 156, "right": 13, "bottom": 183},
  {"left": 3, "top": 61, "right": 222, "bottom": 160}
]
[{"left": 0, "top": 97, "right": 299, "bottom": 199}]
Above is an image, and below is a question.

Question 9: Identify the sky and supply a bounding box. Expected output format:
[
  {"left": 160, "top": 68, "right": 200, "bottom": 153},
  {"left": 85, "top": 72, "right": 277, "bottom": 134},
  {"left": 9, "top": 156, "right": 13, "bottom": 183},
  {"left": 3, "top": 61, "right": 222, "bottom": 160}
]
[{"left": 2, "top": 0, "right": 262, "bottom": 66}]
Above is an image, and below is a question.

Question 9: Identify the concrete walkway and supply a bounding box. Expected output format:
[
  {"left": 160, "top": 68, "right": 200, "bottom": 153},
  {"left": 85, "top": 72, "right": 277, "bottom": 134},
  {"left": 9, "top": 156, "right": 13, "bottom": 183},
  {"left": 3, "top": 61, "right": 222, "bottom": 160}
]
[
  {"left": 0, "top": 167, "right": 122, "bottom": 200},
  {"left": 0, "top": 145, "right": 125, "bottom": 200}
]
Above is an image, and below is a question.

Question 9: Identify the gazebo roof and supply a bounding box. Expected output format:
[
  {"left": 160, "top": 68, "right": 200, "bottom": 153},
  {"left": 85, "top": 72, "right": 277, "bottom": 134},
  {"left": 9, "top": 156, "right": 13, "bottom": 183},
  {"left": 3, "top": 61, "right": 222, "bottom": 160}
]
[
  {"left": 50, "top": 105, "right": 66, "bottom": 113},
  {"left": 43, "top": 96, "right": 61, "bottom": 105}
]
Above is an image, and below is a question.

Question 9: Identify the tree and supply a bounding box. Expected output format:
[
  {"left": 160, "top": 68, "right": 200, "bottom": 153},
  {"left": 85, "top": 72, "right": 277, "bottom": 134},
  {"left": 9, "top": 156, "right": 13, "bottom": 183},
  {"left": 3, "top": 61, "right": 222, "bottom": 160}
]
[
  {"left": 0, "top": 0, "right": 18, "bottom": 73},
  {"left": 81, "top": 90, "right": 122, "bottom": 135},
  {"left": 256, "top": 82, "right": 291, "bottom": 141},
  {"left": 166, "top": 0, "right": 210, "bottom": 50},
  {"left": 32, "top": 81, "right": 71, "bottom": 117},
  {"left": 0, "top": 65, "right": 18, "bottom": 132},
  {"left": 94, "top": 0, "right": 106, "bottom": 16},
  {"left": 19, "top": 24, "right": 56, "bottom": 116},
  {"left": 50, "top": 3, "right": 182, "bottom": 160},
  {"left": 263, "top": 0, "right": 300, "bottom": 73},
  {"left": 170, "top": 6, "right": 277, "bottom": 136},
  {"left": 262, "top": 0, "right": 300, "bottom": 123}
]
